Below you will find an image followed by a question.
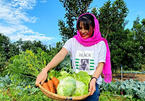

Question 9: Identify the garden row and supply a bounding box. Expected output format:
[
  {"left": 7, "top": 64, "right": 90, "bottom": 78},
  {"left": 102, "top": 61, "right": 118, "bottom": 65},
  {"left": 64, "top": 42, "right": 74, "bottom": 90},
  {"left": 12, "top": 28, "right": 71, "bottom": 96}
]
[
  {"left": 0, "top": 49, "right": 144, "bottom": 100},
  {"left": 0, "top": 74, "right": 144, "bottom": 101}
]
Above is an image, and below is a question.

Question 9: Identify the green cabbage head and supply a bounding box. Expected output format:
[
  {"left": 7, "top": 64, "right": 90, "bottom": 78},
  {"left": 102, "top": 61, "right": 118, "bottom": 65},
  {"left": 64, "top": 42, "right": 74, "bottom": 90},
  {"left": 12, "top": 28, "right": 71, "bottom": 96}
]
[
  {"left": 73, "top": 80, "right": 88, "bottom": 96},
  {"left": 57, "top": 77, "right": 76, "bottom": 96}
]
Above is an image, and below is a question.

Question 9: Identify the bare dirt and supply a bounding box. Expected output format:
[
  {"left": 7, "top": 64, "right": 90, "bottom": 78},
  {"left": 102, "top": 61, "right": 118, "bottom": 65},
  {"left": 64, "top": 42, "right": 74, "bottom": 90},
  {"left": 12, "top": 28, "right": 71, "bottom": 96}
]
[{"left": 112, "top": 73, "right": 145, "bottom": 82}]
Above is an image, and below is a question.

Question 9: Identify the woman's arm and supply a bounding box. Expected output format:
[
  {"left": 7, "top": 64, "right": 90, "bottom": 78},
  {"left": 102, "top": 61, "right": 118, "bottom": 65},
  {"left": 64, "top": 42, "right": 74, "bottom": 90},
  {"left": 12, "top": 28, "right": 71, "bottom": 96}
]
[
  {"left": 43, "top": 47, "right": 68, "bottom": 72},
  {"left": 92, "top": 62, "right": 104, "bottom": 78},
  {"left": 89, "top": 62, "right": 104, "bottom": 95},
  {"left": 35, "top": 47, "right": 68, "bottom": 86}
]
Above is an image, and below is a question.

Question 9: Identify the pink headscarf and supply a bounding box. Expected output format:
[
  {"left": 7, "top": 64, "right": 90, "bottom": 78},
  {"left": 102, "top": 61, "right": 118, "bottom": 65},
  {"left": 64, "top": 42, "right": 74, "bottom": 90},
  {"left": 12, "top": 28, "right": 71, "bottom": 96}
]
[{"left": 74, "top": 13, "right": 112, "bottom": 83}]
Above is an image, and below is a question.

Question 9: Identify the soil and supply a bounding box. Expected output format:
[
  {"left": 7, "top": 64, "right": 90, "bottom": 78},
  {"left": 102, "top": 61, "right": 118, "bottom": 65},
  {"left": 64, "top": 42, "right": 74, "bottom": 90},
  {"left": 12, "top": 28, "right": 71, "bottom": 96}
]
[{"left": 112, "top": 73, "right": 145, "bottom": 82}]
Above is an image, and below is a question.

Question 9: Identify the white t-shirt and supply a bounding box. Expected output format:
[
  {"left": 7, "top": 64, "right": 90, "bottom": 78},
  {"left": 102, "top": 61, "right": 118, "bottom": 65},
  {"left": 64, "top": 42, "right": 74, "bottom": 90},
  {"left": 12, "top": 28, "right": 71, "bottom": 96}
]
[{"left": 63, "top": 38, "right": 107, "bottom": 84}]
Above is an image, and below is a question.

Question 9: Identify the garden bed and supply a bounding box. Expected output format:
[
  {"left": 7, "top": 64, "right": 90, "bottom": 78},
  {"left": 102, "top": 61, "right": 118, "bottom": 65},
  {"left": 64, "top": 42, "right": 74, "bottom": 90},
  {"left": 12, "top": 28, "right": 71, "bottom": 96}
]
[{"left": 112, "top": 73, "right": 145, "bottom": 82}]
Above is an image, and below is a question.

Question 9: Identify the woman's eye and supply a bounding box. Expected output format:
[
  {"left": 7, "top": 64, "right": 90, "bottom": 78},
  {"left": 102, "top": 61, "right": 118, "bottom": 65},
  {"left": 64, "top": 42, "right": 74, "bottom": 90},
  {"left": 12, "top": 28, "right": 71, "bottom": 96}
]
[
  {"left": 79, "top": 27, "right": 82, "bottom": 29},
  {"left": 84, "top": 27, "right": 89, "bottom": 30}
]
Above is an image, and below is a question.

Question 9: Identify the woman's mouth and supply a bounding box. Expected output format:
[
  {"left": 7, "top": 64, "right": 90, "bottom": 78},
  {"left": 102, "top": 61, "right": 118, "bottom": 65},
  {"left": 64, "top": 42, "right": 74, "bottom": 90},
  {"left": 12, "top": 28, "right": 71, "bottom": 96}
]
[{"left": 81, "top": 33, "right": 88, "bottom": 36}]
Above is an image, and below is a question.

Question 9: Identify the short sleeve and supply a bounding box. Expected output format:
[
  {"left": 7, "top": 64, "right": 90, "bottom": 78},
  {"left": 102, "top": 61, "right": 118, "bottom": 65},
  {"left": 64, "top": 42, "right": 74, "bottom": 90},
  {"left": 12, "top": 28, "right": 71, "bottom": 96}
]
[
  {"left": 98, "top": 41, "right": 107, "bottom": 63},
  {"left": 63, "top": 38, "right": 73, "bottom": 54}
]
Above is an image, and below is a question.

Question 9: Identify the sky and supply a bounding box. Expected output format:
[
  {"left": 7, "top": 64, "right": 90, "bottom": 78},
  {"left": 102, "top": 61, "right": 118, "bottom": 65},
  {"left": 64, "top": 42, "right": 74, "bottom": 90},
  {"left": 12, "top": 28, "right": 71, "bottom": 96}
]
[{"left": 0, "top": 0, "right": 145, "bottom": 47}]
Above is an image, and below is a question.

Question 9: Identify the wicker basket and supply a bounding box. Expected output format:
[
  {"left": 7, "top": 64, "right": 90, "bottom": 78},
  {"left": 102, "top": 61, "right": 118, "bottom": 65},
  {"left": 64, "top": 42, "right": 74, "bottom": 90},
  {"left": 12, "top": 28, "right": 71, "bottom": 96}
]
[{"left": 39, "top": 84, "right": 90, "bottom": 101}]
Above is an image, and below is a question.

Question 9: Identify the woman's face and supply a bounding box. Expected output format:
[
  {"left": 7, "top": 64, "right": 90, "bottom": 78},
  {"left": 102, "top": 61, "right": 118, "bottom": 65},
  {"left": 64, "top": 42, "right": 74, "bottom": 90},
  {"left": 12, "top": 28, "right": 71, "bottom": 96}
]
[{"left": 78, "top": 21, "right": 94, "bottom": 39}]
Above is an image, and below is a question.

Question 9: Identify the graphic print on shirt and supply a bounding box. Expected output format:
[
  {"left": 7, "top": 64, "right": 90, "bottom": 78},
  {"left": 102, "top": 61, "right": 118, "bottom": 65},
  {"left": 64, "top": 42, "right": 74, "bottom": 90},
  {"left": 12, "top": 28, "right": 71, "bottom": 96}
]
[{"left": 75, "top": 50, "right": 95, "bottom": 72}]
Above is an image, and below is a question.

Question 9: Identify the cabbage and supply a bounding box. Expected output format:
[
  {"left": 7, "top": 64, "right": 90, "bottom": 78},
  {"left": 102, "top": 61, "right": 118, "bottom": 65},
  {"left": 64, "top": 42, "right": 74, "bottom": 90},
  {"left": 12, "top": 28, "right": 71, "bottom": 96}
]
[
  {"left": 73, "top": 80, "right": 88, "bottom": 96},
  {"left": 73, "top": 71, "right": 91, "bottom": 95},
  {"left": 57, "top": 71, "right": 91, "bottom": 97},
  {"left": 57, "top": 77, "right": 76, "bottom": 96},
  {"left": 57, "top": 71, "right": 70, "bottom": 80},
  {"left": 75, "top": 71, "right": 91, "bottom": 85},
  {"left": 60, "top": 71, "right": 69, "bottom": 76}
]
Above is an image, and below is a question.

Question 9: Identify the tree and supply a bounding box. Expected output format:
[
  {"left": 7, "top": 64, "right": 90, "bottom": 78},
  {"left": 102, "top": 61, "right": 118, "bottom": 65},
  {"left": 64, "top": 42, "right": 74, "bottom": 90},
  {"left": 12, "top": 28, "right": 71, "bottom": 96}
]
[
  {"left": 91, "top": 0, "right": 128, "bottom": 72},
  {"left": 128, "top": 17, "right": 145, "bottom": 70},
  {"left": 13, "top": 39, "right": 48, "bottom": 53},
  {"left": 58, "top": 0, "right": 93, "bottom": 42},
  {"left": 0, "top": 33, "right": 11, "bottom": 59},
  {"left": 0, "top": 33, "right": 50, "bottom": 73},
  {"left": 0, "top": 33, "right": 19, "bottom": 72},
  {"left": 110, "top": 17, "right": 145, "bottom": 71},
  {"left": 92, "top": 0, "right": 128, "bottom": 39},
  {"left": 0, "top": 33, "right": 19, "bottom": 59}
]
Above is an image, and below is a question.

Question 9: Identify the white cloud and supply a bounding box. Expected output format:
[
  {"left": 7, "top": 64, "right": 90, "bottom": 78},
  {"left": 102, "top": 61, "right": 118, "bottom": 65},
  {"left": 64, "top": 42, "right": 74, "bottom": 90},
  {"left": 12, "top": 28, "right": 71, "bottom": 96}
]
[
  {"left": 10, "top": 33, "right": 53, "bottom": 42},
  {"left": 0, "top": 0, "right": 53, "bottom": 45},
  {"left": 0, "top": 0, "right": 36, "bottom": 24},
  {"left": 11, "top": 0, "right": 36, "bottom": 10},
  {"left": 0, "top": 25, "right": 17, "bottom": 35},
  {"left": 40, "top": 0, "right": 48, "bottom": 3}
]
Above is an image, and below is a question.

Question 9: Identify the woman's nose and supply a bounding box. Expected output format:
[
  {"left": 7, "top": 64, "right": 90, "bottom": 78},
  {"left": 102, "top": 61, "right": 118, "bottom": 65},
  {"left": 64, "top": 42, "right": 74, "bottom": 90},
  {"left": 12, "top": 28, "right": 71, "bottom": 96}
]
[{"left": 81, "top": 29, "right": 86, "bottom": 33}]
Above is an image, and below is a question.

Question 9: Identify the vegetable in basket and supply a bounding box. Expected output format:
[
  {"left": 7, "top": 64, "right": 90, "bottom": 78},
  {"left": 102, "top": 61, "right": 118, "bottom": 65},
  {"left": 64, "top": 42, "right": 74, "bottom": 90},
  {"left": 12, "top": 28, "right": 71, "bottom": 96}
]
[
  {"left": 57, "top": 77, "right": 76, "bottom": 96},
  {"left": 42, "top": 76, "right": 60, "bottom": 94},
  {"left": 57, "top": 71, "right": 91, "bottom": 97},
  {"left": 73, "top": 80, "right": 88, "bottom": 96},
  {"left": 42, "top": 82, "right": 50, "bottom": 91},
  {"left": 51, "top": 77, "right": 59, "bottom": 89},
  {"left": 47, "top": 79, "right": 56, "bottom": 93}
]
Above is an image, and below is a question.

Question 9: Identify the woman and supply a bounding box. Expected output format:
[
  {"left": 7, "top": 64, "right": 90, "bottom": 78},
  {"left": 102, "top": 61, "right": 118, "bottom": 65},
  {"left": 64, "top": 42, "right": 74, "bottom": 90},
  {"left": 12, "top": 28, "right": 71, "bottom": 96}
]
[{"left": 36, "top": 13, "right": 112, "bottom": 101}]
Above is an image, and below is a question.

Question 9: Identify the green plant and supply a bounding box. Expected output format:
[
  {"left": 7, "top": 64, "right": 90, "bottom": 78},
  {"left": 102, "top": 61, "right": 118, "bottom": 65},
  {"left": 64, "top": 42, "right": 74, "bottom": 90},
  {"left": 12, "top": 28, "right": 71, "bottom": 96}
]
[
  {"left": 100, "top": 79, "right": 145, "bottom": 100},
  {"left": 6, "top": 49, "right": 49, "bottom": 82}
]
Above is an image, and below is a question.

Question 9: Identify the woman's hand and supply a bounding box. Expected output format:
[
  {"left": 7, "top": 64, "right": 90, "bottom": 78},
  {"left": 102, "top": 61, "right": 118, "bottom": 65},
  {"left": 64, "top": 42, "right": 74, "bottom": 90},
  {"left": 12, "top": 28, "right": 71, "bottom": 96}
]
[
  {"left": 35, "top": 68, "right": 48, "bottom": 86},
  {"left": 89, "top": 78, "right": 96, "bottom": 95},
  {"left": 35, "top": 48, "right": 68, "bottom": 87}
]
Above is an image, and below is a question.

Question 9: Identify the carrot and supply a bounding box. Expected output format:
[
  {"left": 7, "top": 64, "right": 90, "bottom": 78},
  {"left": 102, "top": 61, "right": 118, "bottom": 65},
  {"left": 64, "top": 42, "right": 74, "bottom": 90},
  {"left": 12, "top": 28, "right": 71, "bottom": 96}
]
[
  {"left": 42, "top": 82, "right": 50, "bottom": 91},
  {"left": 47, "top": 80, "right": 56, "bottom": 93},
  {"left": 51, "top": 77, "right": 59, "bottom": 89}
]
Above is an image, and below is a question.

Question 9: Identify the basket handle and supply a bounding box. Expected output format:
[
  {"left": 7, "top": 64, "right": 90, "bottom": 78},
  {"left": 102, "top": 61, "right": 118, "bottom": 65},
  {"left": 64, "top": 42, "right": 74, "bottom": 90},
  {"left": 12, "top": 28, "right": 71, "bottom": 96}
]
[
  {"left": 65, "top": 97, "right": 72, "bottom": 100},
  {"left": 88, "top": 91, "right": 91, "bottom": 96},
  {"left": 38, "top": 84, "right": 41, "bottom": 87}
]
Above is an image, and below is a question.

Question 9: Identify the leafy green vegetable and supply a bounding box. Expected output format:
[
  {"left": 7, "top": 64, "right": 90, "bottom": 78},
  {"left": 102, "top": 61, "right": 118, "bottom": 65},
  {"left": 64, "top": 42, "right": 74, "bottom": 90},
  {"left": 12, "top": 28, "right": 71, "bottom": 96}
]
[
  {"left": 6, "top": 49, "right": 49, "bottom": 79},
  {"left": 57, "top": 71, "right": 91, "bottom": 97},
  {"left": 48, "top": 69, "right": 60, "bottom": 79},
  {"left": 74, "top": 71, "right": 91, "bottom": 86},
  {"left": 73, "top": 80, "right": 88, "bottom": 96},
  {"left": 57, "top": 70, "right": 70, "bottom": 80},
  {"left": 57, "top": 77, "right": 76, "bottom": 96}
]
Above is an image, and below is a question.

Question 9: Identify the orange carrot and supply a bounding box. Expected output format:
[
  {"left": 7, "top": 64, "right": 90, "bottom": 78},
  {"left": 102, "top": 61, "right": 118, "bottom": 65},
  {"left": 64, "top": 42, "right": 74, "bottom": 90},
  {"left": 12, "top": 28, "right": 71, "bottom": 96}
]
[
  {"left": 42, "top": 82, "right": 50, "bottom": 91},
  {"left": 51, "top": 77, "right": 59, "bottom": 89},
  {"left": 47, "top": 80, "right": 56, "bottom": 93}
]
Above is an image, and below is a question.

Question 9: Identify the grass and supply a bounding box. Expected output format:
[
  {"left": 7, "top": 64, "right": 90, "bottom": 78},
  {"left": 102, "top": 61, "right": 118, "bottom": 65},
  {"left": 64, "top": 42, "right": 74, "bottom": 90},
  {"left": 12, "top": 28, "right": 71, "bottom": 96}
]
[
  {"left": 0, "top": 86, "right": 142, "bottom": 101},
  {"left": 99, "top": 92, "right": 142, "bottom": 101}
]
